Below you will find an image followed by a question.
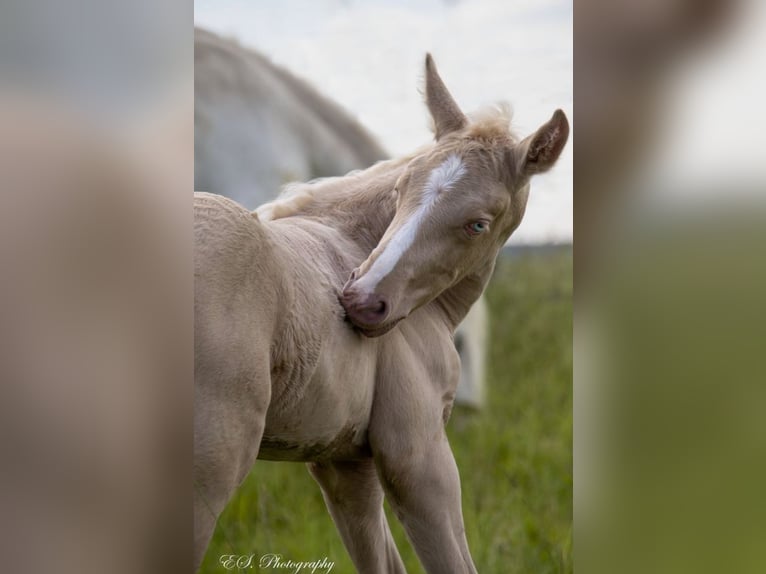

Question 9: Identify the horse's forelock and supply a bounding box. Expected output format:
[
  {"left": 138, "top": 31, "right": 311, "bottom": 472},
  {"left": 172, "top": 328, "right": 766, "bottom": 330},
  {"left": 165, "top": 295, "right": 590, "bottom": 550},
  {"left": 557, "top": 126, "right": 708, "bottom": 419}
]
[
  {"left": 462, "top": 103, "right": 525, "bottom": 188},
  {"left": 465, "top": 102, "right": 518, "bottom": 143}
]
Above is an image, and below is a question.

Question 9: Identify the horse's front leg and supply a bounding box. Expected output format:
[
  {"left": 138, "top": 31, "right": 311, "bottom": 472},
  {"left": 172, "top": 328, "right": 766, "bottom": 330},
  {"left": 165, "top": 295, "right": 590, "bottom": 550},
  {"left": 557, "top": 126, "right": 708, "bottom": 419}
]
[
  {"left": 307, "top": 459, "right": 406, "bottom": 574},
  {"left": 370, "top": 373, "right": 476, "bottom": 573}
]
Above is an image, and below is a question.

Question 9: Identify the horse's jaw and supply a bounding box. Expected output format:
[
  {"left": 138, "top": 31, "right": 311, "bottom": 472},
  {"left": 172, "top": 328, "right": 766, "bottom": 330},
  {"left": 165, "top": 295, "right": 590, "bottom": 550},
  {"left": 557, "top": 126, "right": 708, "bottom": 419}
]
[{"left": 347, "top": 316, "right": 404, "bottom": 338}]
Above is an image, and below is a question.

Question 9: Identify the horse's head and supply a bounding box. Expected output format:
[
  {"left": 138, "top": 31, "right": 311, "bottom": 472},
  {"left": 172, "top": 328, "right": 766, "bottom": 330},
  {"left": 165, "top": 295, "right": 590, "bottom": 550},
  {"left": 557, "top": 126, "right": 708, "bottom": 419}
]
[{"left": 341, "top": 55, "right": 569, "bottom": 337}]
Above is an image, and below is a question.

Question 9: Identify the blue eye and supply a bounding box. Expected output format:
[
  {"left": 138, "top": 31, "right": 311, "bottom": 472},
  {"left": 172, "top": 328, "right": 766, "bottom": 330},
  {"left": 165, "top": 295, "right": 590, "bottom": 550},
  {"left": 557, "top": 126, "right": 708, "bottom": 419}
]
[{"left": 467, "top": 221, "right": 488, "bottom": 235}]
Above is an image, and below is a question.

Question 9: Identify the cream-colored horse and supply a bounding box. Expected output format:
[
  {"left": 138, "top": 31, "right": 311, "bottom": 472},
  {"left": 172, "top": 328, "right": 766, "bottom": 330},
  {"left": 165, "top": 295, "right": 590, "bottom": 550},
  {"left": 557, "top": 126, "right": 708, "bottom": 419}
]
[
  {"left": 194, "top": 55, "right": 569, "bottom": 573},
  {"left": 194, "top": 27, "right": 488, "bottom": 408}
]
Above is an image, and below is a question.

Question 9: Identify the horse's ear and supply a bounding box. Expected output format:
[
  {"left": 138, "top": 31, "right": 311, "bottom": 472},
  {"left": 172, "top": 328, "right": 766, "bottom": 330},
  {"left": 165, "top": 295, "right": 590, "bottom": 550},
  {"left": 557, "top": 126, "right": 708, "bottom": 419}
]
[
  {"left": 424, "top": 54, "right": 467, "bottom": 140},
  {"left": 519, "top": 109, "right": 569, "bottom": 175}
]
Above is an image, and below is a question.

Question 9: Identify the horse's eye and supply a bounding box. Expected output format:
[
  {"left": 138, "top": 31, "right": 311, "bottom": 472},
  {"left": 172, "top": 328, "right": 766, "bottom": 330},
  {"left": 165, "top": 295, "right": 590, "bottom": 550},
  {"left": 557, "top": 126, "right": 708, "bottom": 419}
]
[{"left": 465, "top": 221, "right": 489, "bottom": 236}]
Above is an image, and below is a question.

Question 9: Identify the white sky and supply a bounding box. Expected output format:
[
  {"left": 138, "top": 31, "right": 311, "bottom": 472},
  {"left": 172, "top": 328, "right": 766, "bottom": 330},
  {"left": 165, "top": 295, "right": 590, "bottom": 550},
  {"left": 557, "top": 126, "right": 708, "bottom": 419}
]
[{"left": 195, "top": 0, "right": 573, "bottom": 244}]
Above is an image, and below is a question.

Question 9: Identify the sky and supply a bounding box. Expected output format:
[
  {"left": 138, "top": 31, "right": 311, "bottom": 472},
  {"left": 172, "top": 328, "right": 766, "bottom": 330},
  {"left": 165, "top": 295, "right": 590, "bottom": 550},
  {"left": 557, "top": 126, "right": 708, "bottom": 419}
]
[{"left": 195, "top": 0, "right": 573, "bottom": 244}]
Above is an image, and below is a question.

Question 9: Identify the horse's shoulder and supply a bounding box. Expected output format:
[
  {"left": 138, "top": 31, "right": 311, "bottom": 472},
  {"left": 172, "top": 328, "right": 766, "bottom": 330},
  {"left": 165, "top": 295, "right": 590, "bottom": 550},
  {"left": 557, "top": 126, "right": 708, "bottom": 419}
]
[{"left": 380, "top": 317, "right": 458, "bottom": 382}]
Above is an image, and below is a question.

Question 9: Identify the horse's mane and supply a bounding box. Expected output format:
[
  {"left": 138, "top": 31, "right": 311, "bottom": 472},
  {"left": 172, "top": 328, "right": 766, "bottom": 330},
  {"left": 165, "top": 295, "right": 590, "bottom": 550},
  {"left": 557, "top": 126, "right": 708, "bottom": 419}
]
[
  {"left": 465, "top": 102, "right": 517, "bottom": 143},
  {"left": 255, "top": 154, "right": 413, "bottom": 222},
  {"left": 256, "top": 103, "right": 517, "bottom": 222}
]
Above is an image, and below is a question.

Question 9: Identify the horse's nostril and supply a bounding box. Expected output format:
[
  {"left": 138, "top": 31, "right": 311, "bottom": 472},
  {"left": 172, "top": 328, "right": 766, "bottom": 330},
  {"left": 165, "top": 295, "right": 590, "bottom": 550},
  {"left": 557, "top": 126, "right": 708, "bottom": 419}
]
[
  {"left": 343, "top": 293, "right": 389, "bottom": 327},
  {"left": 375, "top": 300, "right": 387, "bottom": 316}
]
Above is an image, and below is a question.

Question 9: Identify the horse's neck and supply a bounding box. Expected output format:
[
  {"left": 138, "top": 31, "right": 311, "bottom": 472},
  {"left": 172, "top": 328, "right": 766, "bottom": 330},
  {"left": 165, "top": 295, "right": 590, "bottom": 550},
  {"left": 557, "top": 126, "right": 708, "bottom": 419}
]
[
  {"left": 291, "top": 159, "right": 406, "bottom": 253},
  {"left": 273, "top": 156, "right": 493, "bottom": 333},
  {"left": 434, "top": 260, "right": 495, "bottom": 333}
]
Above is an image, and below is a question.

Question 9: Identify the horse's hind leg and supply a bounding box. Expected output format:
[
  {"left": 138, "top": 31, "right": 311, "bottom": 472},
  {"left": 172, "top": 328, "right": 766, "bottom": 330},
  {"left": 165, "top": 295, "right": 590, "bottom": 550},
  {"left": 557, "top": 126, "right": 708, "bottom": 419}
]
[
  {"left": 308, "top": 459, "right": 406, "bottom": 574},
  {"left": 193, "top": 365, "right": 271, "bottom": 571}
]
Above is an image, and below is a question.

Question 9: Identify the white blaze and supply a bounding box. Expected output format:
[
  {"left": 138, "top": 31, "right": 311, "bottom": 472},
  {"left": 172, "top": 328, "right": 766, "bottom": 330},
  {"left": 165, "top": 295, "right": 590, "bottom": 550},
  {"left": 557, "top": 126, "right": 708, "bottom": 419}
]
[{"left": 363, "top": 154, "right": 466, "bottom": 289}]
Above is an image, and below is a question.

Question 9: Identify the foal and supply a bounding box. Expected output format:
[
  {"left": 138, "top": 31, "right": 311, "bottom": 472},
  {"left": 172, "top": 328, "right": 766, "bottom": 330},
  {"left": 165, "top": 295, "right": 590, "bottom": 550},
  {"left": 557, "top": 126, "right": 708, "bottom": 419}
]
[{"left": 194, "top": 55, "right": 569, "bottom": 573}]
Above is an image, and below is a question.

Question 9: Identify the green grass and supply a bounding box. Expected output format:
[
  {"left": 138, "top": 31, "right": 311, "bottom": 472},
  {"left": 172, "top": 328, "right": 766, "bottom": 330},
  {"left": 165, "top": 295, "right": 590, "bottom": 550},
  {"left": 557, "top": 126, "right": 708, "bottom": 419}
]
[{"left": 200, "top": 247, "right": 572, "bottom": 573}]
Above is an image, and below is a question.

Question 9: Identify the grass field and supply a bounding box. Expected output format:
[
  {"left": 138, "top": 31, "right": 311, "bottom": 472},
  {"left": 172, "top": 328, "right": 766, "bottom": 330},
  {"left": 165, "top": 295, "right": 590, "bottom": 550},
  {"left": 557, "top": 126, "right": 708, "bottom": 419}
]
[{"left": 200, "top": 247, "right": 572, "bottom": 573}]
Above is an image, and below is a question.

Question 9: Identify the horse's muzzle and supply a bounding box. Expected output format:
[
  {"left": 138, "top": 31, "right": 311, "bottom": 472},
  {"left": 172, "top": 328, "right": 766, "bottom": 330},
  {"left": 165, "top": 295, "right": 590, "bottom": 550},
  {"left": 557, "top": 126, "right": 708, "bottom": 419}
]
[{"left": 340, "top": 290, "right": 389, "bottom": 327}]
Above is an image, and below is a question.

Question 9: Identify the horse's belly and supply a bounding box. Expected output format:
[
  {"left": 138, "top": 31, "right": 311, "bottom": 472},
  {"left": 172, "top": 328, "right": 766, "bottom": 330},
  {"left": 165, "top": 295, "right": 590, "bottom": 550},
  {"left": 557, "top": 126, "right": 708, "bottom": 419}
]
[
  {"left": 257, "top": 425, "right": 371, "bottom": 462},
  {"left": 260, "top": 330, "right": 377, "bottom": 462},
  {"left": 258, "top": 405, "right": 373, "bottom": 462}
]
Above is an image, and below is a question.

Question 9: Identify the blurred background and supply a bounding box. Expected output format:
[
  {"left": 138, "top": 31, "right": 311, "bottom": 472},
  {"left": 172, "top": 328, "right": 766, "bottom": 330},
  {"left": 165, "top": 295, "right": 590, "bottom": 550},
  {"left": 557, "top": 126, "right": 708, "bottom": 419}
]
[{"left": 575, "top": 0, "right": 766, "bottom": 573}]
